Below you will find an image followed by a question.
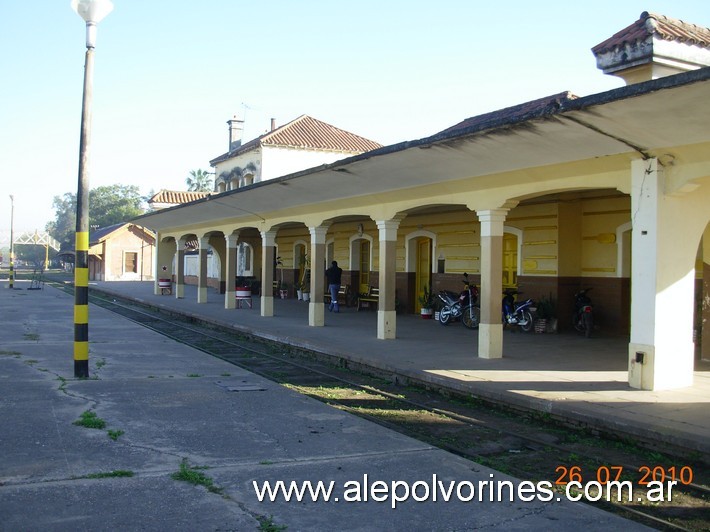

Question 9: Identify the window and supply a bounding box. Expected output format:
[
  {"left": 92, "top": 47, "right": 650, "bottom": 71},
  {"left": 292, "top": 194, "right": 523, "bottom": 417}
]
[{"left": 124, "top": 252, "right": 138, "bottom": 274}]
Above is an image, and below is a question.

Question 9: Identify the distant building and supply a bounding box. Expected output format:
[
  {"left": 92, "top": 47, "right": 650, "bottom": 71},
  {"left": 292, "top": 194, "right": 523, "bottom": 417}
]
[
  {"left": 210, "top": 114, "right": 383, "bottom": 192},
  {"left": 88, "top": 223, "right": 155, "bottom": 281}
]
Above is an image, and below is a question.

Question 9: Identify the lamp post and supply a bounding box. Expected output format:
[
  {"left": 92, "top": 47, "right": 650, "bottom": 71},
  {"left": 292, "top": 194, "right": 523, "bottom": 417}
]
[
  {"left": 71, "top": 0, "right": 113, "bottom": 378},
  {"left": 8, "top": 195, "right": 14, "bottom": 290}
]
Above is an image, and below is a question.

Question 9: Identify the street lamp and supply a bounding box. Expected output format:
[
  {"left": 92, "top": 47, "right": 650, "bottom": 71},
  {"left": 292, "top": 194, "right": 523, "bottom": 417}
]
[
  {"left": 71, "top": 0, "right": 113, "bottom": 378},
  {"left": 8, "top": 195, "right": 14, "bottom": 290}
]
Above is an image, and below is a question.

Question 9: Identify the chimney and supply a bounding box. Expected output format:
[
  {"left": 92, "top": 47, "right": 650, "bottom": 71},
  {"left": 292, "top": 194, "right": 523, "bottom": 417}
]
[
  {"left": 592, "top": 12, "right": 710, "bottom": 85},
  {"left": 227, "top": 115, "right": 244, "bottom": 151},
  {"left": 270, "top": 118, "right": 276, "bottom": 131}
]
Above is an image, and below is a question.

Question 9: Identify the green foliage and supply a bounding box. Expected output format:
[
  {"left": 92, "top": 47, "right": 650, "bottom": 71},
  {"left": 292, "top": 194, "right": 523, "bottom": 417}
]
[
  {"left": 87, "top": 470, "right": 134, "bottom": 479},
  {"left": 535, "top": 294, "right": 556, "bottom": 319},
  {"left": 107, "top": 429, "right": 124, "bottom": 441},
  {"left": 73, "top": 410, "right": 107, "bottom": 429},
  {"left": 186, "top": 169, "right": 213, "bottom": 192},
  {"left": 258, "top": 516, "right": 287, "bottom": 531},
  {"left": 46, "top": 185, "right": 146, "bottom": 251},
  {"left": 418, "top": 285, "right": 434, "bottom": 309},
  {"left": 171, "top": 458, "right": 222, "bottom": 494}
]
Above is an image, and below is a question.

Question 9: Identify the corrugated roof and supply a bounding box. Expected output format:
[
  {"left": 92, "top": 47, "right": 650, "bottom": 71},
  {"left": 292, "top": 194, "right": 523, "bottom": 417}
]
[
  {"left": 149, "top": 190, "right": 209, "bottom": 205},
  {"left": 210, "top": 115, "right": 382, "bottom": 165},
  {"left": 592, "top": 11, "right": 710, "bottom": 54},
  {"left": 438, "top": 92, "right": 578, "bottom": 136}
]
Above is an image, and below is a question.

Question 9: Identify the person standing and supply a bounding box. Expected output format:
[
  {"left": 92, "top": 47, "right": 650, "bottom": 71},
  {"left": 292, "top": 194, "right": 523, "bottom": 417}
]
[{"left": 325, "top": 260, "right": 343, "bottom": 312}]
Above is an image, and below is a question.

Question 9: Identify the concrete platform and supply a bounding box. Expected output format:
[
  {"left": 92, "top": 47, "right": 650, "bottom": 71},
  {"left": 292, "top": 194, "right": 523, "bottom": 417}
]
[
  {"left": 0, "top": 281, "right": 649, "bottom": 530},
  {"left": 88, "top": 280, "right": 710, "bottom": 459}
]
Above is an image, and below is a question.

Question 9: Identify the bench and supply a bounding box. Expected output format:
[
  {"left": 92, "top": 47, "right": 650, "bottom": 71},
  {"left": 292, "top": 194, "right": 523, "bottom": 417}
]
[
  {"left": 357, "top": 286, "right": 379, "bottom": 311},
  {"left": 324, "top": 284, "right": 350, "bottom": 307}
]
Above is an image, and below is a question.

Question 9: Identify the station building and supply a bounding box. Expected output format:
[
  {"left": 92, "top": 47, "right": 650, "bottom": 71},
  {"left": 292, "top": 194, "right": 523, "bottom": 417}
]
[{"left": 136, "top": 12, "right": 710, "bottom": 391}]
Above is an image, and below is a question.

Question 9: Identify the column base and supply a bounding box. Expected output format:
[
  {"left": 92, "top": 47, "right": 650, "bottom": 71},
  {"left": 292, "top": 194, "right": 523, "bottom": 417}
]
[
  {"left": 377, "top": 310, "right": 396, "bottom": 339},
  {"left": 309, "top": 302, "right": 325, "bottom": 326},
  {"left": 261, "top": 296, "right": 274, "bottom": 317},
  {"left": 225, "top": 291, "right": 236, "bottom": 309},
  {"left": 478, "top": 323, "right": 503, "bottom": 359},
  {"left": 628, "top": 342, "right": 694, "bottom": 390}
]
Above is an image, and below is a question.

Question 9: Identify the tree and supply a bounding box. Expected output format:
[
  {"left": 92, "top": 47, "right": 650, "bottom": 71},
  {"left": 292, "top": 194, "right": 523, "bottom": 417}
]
[
  {"left": 45, "top": 185, "right": 145, "bottom": 251},
  {"left": 186, "top": 169, "right": 213, "bottom": 192}
]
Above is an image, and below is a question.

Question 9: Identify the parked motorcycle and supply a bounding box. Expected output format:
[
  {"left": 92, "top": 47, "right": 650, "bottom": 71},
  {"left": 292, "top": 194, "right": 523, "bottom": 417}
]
[
  {"left": 438, "top": 273, "right": 480, "bottom": 329},
  {"left": 573, "top": 288, "right": 594, "bottom": 338},
  {"left": 502, "top": 289, "right": 535, "bottom": 332}
]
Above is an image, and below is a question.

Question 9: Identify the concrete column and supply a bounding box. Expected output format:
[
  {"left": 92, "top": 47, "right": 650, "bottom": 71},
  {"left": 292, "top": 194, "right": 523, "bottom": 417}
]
[
  {"left": 702, "top": 225, "right": 710, "bottom": 361},
  {"left": 477, "top": 209, "right": 508, "bottom": 359},
  {"left": 197, "top": 236, "right": 209, "bottom": 304},
  {"left": 154, "top": 234, "right": 175, "bottom": 295},
  {"left": 260, "top": 230, "right": 277, "bottom": 317},
  {"left": 224, "top": 232, "right": 239, "bottom": 309},
  {"left": 308, "top": 225, "right": 329, "bottom": 326},
  {"left": 628, "top": 158, "right": 695, "bottom": 390},
  {"left": 175, "top": 238, "right": 186, "bottom": 299},
  {"left": 376, "top": 219, "right": 400, "bottom": 339},
  {"left": 104, "top": 239, "right": 113, "bottom": 281}
]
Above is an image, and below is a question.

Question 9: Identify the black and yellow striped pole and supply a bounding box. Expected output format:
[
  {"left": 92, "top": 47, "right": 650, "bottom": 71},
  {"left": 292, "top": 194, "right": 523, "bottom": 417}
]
[
  {"left": 72, "top": 0, "right": 113, "bottom": 378},
  {"left": 8, "top": 195, "right": 14, "bottom": 290}
]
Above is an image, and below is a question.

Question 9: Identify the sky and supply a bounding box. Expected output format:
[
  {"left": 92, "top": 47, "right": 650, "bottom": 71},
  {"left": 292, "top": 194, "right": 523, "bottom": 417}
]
[{"left": 1, "top": 1, "right": 708, "bottom": 236}]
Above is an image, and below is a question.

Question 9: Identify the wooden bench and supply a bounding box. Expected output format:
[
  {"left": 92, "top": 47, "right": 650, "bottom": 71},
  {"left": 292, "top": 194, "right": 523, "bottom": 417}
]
[
  {"left": 324, "top": 284, "right": 350, "bottom": 307},
  {"left": 357, "top": 286, "right": 379, "bottom": 311}
]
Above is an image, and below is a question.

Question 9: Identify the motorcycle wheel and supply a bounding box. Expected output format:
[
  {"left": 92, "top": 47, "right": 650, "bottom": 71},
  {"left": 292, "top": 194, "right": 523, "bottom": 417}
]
[
  {"left": 519, "top": 310, "right": 534, "bottom": 333},
  {"left": 461, "top": 306, "right": 480, "bottom": 329},
  {"left": 573, "top": 313, "right": 585, "bottom": 333},
  {"left": 583, "top": 312, "right": 593, "bottom": 338},
  {"left": 439, "top": 308, "right": 452, "bottom": 326}
]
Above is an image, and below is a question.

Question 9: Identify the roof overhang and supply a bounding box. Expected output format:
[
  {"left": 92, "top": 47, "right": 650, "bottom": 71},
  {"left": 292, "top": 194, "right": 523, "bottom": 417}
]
[{"left": 135, "top": 68, "right": 710, "bottom": 234}]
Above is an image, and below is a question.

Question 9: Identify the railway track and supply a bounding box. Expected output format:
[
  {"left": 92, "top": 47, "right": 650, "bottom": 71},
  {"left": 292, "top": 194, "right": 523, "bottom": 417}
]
[{"left": 55, "top": 282, "right": 710, "bottom": 530}]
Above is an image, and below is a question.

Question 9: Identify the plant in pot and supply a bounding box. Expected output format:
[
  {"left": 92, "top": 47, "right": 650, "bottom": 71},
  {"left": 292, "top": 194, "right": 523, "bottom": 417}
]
[
  {"left": 279, "top": 282, "right": 289, "bottom": 299},
  {"left": 535, "top": 294, "right": 557, "bottom": 333},
  {"left": 418, "top": 285, "right": 435, "bottom": 319}
]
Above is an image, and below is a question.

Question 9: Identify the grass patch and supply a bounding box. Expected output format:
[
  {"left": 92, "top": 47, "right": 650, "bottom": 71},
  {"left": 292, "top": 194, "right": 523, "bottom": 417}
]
[
  {"left": 257, "top": 515, "right": 287, "bottom": 531},
  {"left": 24, "top": 359, "right": 39, "bottom": 365},
  {"left": 107, "top": 429, "right": 124, "bottom": 441},
  {"left": 96, "top": 359, "right": 107, "bottom": 369},
  {"left": 187, "top": 373, "right": 202, "bottom": 378},
  {"left": 87, "top": 470, "right": 134, "bottom": 479},
  {"left": 0, "top": 350, "right": 21, "bottom": 356},
  {"left": 73, "top": 410, "right": 107, "bottom": 430},
  {"left": 171, "top": 458, "right": 222, "bottom": 494},
  {"left": 23, "top": 333, "right": 40, "bottom": 341},
  {"left": 220, "top": 373, "right": 231, "bottom": 377}
]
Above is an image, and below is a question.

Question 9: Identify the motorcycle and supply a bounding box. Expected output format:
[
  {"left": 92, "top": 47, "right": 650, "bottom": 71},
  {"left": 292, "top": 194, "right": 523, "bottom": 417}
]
[
  {"left": 438, "top": 273, "right": 480, "bottom": 329},
  {"left": 573, "top": 288, "right": 594, "bottom": 338},
  {"left": 502, "top": 289, "right": 535, "bottom": 332}
]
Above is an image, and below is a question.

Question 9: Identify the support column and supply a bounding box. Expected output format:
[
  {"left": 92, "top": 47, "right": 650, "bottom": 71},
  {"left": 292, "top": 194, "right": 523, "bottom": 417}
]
[
  {"left": 154, "top": 234, "right": 175, "bottom": 295},
  {"left": 260, "top": 230, "right": 277, "bottom": 317},
  {"left": 628, "top": 158, "right": 694, "bottom": 390},
  {"left": 197, "top": 236, "right": 209, "bottom": 304},
  {"left": 224, "top": 232, "right": 239, "bottom": 309},
  {"left": 308, "top": 225, "right": 329, "bottom": 326},
  {"left": 175, "top": 238, "right": 186, "bottom": 299},
  {"left": 477, "top": 209, "right": 509, "bottom": 359},
  {"left": 376, "top": 219, "right": 400, "bottom": 339},
  {"left": 702, "top": 225, "right": 710, "bottom": 361}
]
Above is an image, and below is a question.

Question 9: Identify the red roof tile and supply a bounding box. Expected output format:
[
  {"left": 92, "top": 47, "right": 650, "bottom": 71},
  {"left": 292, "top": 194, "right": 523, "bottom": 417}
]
[
  {"left": 210, "top": 115, "right": 382, "bottom": 164},
  {"left": 592, "top": 12, "right": 710, "bottom": 54},
  {"left": 148, "top": 190, "right": 208, "bottom": 206}
]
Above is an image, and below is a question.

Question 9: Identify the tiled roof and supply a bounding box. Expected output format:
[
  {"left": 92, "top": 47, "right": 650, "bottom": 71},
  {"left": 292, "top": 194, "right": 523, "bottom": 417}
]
[
  {"left": 210, "top": 115, "right": 382, "bottom": 164},
  {"left": 89, "top": 223, "right": 154, "bottom": 245},
  {"left": 148, "top": 190, "right": 209, "bottom": 205},
  {"left": 439, "top": 92, "right": 578, "bottom": 136},
  {"left": 592, "top": 12, "right": 710, "bottom": 54}
]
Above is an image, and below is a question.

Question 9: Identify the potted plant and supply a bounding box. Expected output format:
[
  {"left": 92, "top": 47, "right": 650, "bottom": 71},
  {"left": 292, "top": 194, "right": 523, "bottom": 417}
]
[
  {"left": 279, "top": 282, "right": 289, "bottom": 299},
  {"left": 535, "top": 294, "right": 557, "bottom": 333},
  {"left": 418, "top": 285, "right": 434, "bottom": 319}
]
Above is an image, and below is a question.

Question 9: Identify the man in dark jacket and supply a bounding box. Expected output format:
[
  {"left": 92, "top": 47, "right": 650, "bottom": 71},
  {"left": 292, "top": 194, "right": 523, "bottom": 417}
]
[{"left": 325, "top": 261, "right": 343, "bottom": 312}]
